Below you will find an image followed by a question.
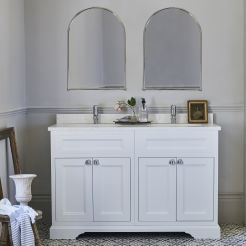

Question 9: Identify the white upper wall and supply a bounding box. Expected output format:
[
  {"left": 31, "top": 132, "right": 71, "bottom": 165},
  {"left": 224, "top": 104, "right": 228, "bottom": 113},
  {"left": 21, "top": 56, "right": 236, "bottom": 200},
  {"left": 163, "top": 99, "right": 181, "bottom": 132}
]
[
  {"left": 0, "top": 0, "right": 243, "bottom": 109},
  {"left": 0, "top": 0, "right": 26, "bottom": 112},
  {"left": 245, "top": 1, "right": 246, "bottom": 100},
  {"left": 24, "top": 0, "right": 244, "bottom": 108}
]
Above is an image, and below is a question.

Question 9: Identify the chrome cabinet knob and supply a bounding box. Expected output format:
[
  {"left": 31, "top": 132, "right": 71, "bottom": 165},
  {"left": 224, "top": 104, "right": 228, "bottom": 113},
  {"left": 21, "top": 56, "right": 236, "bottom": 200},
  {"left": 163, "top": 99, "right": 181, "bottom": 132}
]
[
  {"left": 177, "top": 159, "right": 183, "bottom": 165},
  {"left": 169, "top": 159, "right": 176, "bottom": 165},
  {"left": 93, "top": 159, "right": 100, "bottom": 165},
  {"left": 85, "top": 160, "right": 92, "bottom": 165}
]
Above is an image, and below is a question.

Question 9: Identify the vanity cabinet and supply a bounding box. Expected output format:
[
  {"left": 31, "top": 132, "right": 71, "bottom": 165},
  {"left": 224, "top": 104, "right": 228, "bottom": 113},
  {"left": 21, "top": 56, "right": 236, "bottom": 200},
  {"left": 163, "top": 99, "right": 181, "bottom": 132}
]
[{"left": 49, "top": 125, "right": 221, "bottom": 239}]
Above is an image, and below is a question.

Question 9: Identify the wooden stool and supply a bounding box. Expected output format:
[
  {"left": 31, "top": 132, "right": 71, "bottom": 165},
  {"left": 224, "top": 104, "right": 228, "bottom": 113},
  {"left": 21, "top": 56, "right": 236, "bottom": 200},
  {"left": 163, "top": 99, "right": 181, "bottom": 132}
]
[
  {"left": 0, "top": 128, "right": 43, "bottom": 245},
  {"left": 0, "top": 210, "right": 42, "bottom": 246}
]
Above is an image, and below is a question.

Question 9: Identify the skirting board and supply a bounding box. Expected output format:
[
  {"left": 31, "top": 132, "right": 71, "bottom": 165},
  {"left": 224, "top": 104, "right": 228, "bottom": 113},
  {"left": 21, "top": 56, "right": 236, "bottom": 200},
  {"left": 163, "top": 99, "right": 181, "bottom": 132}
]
[
  {"left": 218, "top": 193, "right": 244, "bottom": 224},
  {"left": 30, "top": 194, "right": 51, "bottom": 223},
  {"left": 31, "top": 193, "right": 244, "bottom": 225}
]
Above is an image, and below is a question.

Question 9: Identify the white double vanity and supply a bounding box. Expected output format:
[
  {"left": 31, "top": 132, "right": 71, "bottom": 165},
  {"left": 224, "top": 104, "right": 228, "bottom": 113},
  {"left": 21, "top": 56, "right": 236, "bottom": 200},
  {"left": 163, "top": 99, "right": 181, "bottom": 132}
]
[{"left": 48, "top": 114, "right": 221, "bottom": 239}]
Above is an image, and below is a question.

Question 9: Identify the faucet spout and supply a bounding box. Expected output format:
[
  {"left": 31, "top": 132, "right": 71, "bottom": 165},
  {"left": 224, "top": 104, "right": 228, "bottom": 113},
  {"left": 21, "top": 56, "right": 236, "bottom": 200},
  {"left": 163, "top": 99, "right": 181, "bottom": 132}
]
[
  {"left": 93, "top": 105, "right": 99, "bottom": 124},
  {"left": 171, "top": 105, "right": 176, "bottom": 124}
]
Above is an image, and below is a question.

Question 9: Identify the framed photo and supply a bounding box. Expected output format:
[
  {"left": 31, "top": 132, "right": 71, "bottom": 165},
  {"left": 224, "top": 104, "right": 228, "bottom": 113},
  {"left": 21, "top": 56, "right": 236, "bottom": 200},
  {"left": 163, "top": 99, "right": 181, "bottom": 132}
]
[{"left": 187, "top": 100, "right": 208, "bottom": 123}]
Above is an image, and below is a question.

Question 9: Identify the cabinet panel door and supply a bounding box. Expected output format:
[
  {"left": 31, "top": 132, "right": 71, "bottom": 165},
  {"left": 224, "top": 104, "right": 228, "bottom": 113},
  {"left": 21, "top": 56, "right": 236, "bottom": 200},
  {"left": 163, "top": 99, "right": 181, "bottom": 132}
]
[
  {"left": 177, "top": 158, "right": 214, "bottom": 221},
  {"left": 138, "top": 158, "right": 176, "bottom": 222},
  {"left": 55, "top": 158, "right": 93, "bottom": 222},
  {"left": 93, "top": 158, "right": 131, "bottom": 222}
]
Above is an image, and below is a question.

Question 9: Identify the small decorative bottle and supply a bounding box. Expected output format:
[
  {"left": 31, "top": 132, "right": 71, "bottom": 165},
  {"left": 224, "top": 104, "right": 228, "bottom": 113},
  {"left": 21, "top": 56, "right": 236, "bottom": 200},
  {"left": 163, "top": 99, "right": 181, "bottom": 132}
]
[{"left": 138, "top": 98, "right": 148, "bottom": 122}]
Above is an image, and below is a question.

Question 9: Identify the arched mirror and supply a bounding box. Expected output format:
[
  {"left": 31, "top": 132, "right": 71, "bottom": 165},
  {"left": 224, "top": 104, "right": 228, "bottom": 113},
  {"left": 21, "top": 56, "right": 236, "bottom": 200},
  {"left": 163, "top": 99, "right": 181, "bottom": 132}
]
[
  {"left": 143, "top": 8, "right": 202, "bottom": 90},
  {"left": 68, "top": 7, "right": 126, "bottom": 90}
]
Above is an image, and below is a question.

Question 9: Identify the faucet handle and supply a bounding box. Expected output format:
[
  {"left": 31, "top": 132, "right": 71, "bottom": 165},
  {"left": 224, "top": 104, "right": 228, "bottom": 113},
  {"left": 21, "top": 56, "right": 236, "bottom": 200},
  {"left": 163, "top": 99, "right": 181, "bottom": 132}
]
[
  {"left": 170, "top": 105, "right": 176, "bottom": 124},
  {"left": 93, "top": 105, "right": 98, "bottom": 115},
  {"left": 171, "top": 105, "right": 176, "bottom": 116},
  {"left": 93, "top": 105, "right": 99, "bottom": 124}
]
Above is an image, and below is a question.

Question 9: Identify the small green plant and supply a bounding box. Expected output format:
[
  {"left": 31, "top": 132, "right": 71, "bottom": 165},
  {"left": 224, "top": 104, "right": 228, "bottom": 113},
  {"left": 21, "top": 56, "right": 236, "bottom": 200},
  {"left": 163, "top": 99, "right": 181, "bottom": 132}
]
[
  {"left": 114, "top": 97, "right": 137, "bottom": 116},
  {"left": 127, "top": 97, "right": 136, "bottom": 116}
]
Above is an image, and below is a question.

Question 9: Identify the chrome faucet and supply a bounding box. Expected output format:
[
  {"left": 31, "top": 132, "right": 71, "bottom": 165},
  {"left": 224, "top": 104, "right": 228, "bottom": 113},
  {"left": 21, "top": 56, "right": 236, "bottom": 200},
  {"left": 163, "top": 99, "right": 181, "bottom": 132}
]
[
  {"left": 171, "top": 105, "right": 176, "bottom": 124},
  {"left": 93, "top": 105, "right": 99, "bottom": 124}
]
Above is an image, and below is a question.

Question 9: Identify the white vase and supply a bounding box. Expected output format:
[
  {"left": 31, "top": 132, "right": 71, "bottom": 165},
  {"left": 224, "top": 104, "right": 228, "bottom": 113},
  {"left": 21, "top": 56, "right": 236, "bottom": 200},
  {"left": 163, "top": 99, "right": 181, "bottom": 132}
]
[{"left": 9, "top": 174, "right": 37, "bottom": 206}]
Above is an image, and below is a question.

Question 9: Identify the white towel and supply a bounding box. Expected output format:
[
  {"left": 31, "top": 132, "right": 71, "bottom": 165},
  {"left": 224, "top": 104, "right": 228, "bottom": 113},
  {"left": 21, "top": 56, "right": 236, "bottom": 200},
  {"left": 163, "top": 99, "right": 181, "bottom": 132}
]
[
  {"left": 11, "top": 212, "right": 35, "bottom": 246},
  {"left": 0, "top": 198, "right": 37, "bottom": 246}
]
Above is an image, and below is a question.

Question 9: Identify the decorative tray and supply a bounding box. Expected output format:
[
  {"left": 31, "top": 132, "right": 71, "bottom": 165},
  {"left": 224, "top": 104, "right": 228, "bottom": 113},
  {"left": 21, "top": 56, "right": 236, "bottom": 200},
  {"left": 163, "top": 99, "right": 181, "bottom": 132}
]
[
  {"left": 114, "top": 121, "right": 151, "bottom": 125},
  {"left": 114, "top": 120, "right": 151, "bottom": 125},
  {"left": 114, "top": 116, "right": 151, "bottom": 125}
]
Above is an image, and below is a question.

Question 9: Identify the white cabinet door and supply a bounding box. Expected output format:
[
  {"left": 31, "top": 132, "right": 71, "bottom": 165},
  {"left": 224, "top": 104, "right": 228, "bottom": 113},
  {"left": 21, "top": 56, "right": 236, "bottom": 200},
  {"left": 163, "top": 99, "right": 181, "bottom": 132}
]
[
  {"left": 138, "top": 158, "right": 176, "bottom": 222},
  {"left": 177, "top": 158, "right": 214, "bottom": 221},
  {"left": 93, "top": 158, "right": 131, "bottom": 222},
  {"left": 55, "top": 158, "right": 93, "bottom": 222}
]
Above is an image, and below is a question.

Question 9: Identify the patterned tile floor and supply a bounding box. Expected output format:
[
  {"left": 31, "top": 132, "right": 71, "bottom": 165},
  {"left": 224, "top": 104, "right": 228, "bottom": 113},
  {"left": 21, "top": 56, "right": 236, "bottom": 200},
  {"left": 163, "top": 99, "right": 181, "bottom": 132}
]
[{"left": 38, "top": 224, "right": 246, "bottom": 246}]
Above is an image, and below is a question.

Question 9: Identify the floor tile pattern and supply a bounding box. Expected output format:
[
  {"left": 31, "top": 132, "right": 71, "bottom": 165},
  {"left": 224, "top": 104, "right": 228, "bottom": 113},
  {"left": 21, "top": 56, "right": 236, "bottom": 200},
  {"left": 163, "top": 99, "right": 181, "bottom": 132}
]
[{"left": 39, "top": 224, "right": 246, "bottom": 246}]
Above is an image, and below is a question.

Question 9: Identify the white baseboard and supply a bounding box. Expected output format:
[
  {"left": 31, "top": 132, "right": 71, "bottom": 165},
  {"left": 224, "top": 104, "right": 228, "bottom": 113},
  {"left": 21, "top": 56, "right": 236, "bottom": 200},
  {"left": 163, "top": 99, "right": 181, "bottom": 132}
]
[
  {"left": 30, "top": 194, "right": 51, "bottom": 223},
  {"left": 218, "top": 193, "right": 244, "bottom": 224}
]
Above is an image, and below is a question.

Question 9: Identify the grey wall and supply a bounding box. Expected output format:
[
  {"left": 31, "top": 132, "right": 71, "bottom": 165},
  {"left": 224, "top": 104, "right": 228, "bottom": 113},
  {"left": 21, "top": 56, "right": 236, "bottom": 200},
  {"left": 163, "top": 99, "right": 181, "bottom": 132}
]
[
  {"left": 0, "top": 0, "right": 26, "bottom": 111},
  {"left": 0, "top": 0, "right": 26, "bottom": 200},
  {"left": 0, "top": 0, "right": 244, "bottom": 224},
  {"left": 244, "top": 0, "right": 246, "bottom": 224}
]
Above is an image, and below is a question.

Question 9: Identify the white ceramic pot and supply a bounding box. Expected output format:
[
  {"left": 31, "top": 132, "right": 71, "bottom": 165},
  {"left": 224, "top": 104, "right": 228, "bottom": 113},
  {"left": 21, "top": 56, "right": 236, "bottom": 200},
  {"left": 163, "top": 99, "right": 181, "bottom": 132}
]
[{"left": 9, "top": 174, "right": 37, "bottom": 206}]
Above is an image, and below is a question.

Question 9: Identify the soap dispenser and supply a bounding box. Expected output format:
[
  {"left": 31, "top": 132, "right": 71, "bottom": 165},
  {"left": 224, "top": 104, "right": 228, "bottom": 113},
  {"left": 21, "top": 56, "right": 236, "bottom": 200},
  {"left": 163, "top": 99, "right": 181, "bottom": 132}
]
[{"left": 138, "top": 98, "right": 148, "bottom": 122}]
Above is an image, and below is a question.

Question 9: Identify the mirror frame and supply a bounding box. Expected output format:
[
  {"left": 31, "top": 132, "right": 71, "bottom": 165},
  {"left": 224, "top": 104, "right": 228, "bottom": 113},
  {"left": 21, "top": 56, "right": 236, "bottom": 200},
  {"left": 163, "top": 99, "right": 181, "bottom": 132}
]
[
  {"left": 67, "top": 7, "right": 127, "bottom": 90},
  {"left": 143, "top": 7, "right": 202, "bottom": 91}
]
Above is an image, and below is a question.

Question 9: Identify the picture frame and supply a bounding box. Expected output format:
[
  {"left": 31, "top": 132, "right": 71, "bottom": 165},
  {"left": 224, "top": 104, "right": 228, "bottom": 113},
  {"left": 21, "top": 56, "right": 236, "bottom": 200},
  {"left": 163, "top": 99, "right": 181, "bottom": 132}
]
[{"left": 187, "top": 100, "right": 208, "bottom": 123}]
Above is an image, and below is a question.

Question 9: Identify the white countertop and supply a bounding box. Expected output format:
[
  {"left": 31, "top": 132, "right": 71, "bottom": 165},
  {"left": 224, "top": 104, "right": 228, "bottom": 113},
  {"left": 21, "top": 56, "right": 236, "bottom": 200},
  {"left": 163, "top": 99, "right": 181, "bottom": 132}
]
[
  {"left": 48, "top": 123, "right": 221, "bottom": 131},
  {"left": 48, "top": 113, "right": 221, "bottom": 131}
]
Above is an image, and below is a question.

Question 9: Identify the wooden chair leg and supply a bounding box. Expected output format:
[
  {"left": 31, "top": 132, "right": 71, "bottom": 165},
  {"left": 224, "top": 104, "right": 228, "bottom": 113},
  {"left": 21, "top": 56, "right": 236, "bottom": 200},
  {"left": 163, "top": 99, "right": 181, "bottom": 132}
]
[
  {"left": 0, "top": 222, "right": 12, "bottom": 246},
  {"left": 7, "top": 223, "right": 13, "bottom": 246},
  {"left": 0, "top": 222, "right": 41, "bottom": 246},
  {"left": 32, "top": 223, "right": 41, "bottom": 246}
]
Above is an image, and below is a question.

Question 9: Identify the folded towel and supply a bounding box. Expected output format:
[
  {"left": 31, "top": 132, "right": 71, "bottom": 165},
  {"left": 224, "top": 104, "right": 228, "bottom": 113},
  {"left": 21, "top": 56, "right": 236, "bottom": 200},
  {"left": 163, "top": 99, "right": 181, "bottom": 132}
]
[{"left": 0, "top": 198, "right": 37, "bottom": 246}]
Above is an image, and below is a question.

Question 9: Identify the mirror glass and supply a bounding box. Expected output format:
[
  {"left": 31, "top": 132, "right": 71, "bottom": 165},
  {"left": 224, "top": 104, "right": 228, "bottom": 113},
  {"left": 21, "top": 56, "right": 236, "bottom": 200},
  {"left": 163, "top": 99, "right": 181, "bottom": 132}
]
[
  {"left": 144, "top": 8, "right": 202, "bottom": 90},
  {"left": 68, "top": 8, "right": 126, "bottom": 90}
]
